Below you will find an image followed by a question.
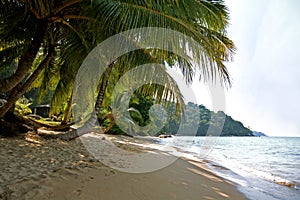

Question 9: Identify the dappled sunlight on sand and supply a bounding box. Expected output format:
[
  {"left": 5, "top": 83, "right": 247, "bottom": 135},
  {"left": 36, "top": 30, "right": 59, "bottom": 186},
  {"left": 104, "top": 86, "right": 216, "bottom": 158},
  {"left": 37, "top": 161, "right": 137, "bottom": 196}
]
[{"left": 0, "top": 133, "right": 246, "bottom": 199}]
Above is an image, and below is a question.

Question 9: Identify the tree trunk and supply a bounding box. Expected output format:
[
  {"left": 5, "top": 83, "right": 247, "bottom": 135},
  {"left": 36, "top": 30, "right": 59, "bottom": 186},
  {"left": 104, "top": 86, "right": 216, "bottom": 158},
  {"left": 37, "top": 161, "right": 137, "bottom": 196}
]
[
  {"left": 61, "top": 92, "right": 73, "bottom": 125},
  {"left": 102, "top": 113, "right": 115, "bottom": 134},
  {"left": 94, "top": 63, "right": 114, "bottom": 114},
  {"left": 0, "top": 45, "right": 55, "bottom": 118},
  {"left": 55, "top": 61, "right": 115, "bottom": 140},
  {"left": 0, "top": 22, "right": 47, "bottom": 93}
]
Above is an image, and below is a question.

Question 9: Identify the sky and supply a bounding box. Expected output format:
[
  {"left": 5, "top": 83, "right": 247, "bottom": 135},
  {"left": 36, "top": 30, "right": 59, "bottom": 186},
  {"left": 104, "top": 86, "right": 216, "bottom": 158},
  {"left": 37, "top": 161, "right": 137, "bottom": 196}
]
[{"left": 192, "top": 0, "right": 300, "bottom": 137}]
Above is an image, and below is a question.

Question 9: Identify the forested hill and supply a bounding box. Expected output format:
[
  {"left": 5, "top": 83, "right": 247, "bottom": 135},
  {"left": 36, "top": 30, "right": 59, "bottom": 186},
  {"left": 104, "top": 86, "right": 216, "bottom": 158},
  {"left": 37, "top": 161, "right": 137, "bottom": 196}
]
[
  {"left": 127, "top": 95, "right": 253, "bottom": 136},
  {"left": 158, "top": 102, "right": 254, "bottom": 137}
]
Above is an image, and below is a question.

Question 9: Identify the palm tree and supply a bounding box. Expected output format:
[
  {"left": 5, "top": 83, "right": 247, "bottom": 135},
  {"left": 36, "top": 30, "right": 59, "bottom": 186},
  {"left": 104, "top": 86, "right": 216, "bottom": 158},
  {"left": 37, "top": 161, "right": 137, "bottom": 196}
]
[
  {"left": 0, "top": 0, "right": 235, "bottom": 135},
  {"left": 0, "top": 0, "right": 93, "bottom": 117}
]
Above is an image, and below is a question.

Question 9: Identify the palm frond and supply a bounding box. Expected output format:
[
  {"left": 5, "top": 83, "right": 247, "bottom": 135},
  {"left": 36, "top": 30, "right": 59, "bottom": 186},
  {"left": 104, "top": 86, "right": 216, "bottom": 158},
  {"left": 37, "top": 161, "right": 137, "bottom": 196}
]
[
  {"left": 88, "top": 0, "right": 234, "bottom": 85},
  {"left": 1, "top": 0, "right": 235, "bottom": 120}
]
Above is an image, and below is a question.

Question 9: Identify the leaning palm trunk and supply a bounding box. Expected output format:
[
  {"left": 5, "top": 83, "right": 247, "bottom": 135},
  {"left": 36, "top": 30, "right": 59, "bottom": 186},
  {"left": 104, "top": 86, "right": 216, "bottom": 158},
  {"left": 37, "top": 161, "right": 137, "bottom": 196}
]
[
  {"left": 0, "top": 46, "right": 55, "bottom": 118},
  {"left": 94, "top": 62, "right": 115, "bottom": 114},
  {"left": 57, "top": 62, "right": 115, "bottom": 140},
  {"left": 102, "top": 113, "right": 115, "bottom": 134},
  {"left": 0, "top": 23, "right": 47, "bottom": 93},
  {"left": 61, "top": 92, "right": 74, "bottom": 125}
]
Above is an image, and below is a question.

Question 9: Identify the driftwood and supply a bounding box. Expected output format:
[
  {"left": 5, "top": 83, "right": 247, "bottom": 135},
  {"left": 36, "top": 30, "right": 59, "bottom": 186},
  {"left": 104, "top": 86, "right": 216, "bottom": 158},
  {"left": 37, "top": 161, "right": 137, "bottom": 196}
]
[
  {"left": 1, "top": 112, "right": 130, "bottom": 141},
  {"left": 0, "top": 111, "right": 75, "bottom": 138},
  {"left": 26, "top": 117, "right": 74, "bottom": 131}
]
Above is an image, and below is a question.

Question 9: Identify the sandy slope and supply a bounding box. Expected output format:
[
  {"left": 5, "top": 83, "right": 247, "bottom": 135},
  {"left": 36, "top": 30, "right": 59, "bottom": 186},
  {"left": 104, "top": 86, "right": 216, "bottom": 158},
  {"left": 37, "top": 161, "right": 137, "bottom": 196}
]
[{"left": 0, "top": 132, "right": 247, "bottom": 200}]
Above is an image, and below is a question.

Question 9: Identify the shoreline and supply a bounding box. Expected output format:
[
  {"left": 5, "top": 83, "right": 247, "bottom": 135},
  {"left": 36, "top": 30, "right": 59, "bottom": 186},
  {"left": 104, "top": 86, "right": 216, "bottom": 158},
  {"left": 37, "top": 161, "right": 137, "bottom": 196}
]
[
  {"left": 0, "top": 133, "right": 247, "bottom": 200},
  {"left": 162, "top": 136, "right": 300, "bottom": 200}
]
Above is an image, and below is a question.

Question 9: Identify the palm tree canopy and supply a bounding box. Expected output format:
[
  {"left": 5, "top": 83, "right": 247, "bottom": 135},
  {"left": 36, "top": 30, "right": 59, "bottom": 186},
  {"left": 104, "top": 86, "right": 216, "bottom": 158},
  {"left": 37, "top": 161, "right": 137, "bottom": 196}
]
[{"left": 0, "top": 0, "right": 235, "bottom": 117}]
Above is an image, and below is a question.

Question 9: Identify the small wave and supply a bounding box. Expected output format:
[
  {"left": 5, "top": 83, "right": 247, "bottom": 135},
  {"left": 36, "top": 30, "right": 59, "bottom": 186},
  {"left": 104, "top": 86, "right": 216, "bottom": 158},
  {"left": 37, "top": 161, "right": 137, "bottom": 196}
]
[
  {"left": 162, "top": 136, "right": 300, "bottom": 199},
  {"left": 245, "top": 168, "right": 299, "bottom": 190},
  {"left": 155, "top": 137, "right": 300, "bottom": 190},
  {"left": 206, "top": 157, "right": 300, "bottom": 190},
  {"left": 274, "top": 180, "right": 296, "bottom": 188}
]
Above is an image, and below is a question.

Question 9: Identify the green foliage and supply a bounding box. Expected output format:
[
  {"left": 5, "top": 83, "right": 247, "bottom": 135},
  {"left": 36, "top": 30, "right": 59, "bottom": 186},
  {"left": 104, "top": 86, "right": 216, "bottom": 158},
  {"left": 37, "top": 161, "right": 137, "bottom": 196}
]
[
  {"left": 160, "top": 102, "right": 253, "bottom": 136},
  {"left": 98, "top": 88, "right": 254, "bottom": 137},
  {"left": 99, "top": 92, "right": 154, "bottom": 135},
  {"left": 0, "top": 60, "right": 17, "bottom": 79},
  {"left": 24, "top": 88, "right": 53, "bottom": 107},
  {"left": 129, "top": 93, "right": 153, "bottom": 126},
  {"left": 0, "top": 0, "right": 235, "bottom": 116},
  {"left": 14, "top": 97, "right": 32, "bottom": 116},
  {"left": 103, "top": 93, "right": 253, "bottom": 136}
]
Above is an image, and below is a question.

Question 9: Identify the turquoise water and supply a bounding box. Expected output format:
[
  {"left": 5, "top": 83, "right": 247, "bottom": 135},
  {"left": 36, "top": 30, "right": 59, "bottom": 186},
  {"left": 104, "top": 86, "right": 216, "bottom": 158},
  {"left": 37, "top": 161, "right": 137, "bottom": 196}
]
[{"left": 159, "top": 137, "right": 300, "bottom": 200}]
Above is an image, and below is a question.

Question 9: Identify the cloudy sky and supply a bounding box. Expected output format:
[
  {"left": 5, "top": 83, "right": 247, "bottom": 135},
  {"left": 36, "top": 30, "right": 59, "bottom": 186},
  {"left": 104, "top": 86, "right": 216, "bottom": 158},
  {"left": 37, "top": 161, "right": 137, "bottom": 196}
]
[{"left": 192, "top": 0, "right": 300, "bottom": 136}]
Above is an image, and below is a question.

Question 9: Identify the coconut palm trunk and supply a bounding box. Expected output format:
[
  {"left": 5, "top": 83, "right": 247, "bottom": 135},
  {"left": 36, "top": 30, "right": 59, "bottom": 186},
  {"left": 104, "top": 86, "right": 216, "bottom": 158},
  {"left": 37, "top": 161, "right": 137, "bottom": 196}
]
[
  {"left": 2, "top": 0, "right": 236, "bottom": 139},
  {"left": 0, "top": 45, "right": 55, "bottom": 118},
  {"left": 61, "top": 92, "right": 74, "bottom": 125},
  {"left": 94, "top": 61, "right": 115, "bottom": 114},
  {"left": 57, "top": 61, "right": 115, "bottom": 140},
  {"left": 0, "top": 23, "right": 47, "bottom": 93}
]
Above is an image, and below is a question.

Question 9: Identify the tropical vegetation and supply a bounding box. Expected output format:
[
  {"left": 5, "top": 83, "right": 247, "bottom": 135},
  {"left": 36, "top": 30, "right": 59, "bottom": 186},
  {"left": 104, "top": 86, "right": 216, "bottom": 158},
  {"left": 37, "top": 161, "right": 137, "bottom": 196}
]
[
  {"left": 0, "top": 0, "right": 235, "bottom": 138},
  {"left": 119, "top": 97, "right": 253, "bottom": 137}
]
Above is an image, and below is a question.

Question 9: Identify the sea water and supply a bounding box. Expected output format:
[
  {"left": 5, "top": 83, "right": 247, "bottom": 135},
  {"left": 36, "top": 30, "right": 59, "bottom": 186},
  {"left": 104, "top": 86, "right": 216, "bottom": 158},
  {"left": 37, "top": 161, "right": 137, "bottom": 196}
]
[{"left": 159, "top": 136, "right": 300, "bottom": 200}]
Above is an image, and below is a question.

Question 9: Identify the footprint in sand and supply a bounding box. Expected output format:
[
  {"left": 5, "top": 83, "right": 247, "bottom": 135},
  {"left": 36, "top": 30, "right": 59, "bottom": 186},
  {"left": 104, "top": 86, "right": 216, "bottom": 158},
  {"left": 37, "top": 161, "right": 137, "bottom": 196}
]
[{"left": 105, "top": 170, "right": 116, "bottom": 177}]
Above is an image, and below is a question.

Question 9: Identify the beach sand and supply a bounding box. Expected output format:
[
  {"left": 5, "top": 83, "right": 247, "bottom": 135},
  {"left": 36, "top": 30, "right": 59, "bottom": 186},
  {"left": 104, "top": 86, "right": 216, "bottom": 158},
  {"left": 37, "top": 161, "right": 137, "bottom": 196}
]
[{"left": 0, "top": 131, "right": 247, "bottom": 200}]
